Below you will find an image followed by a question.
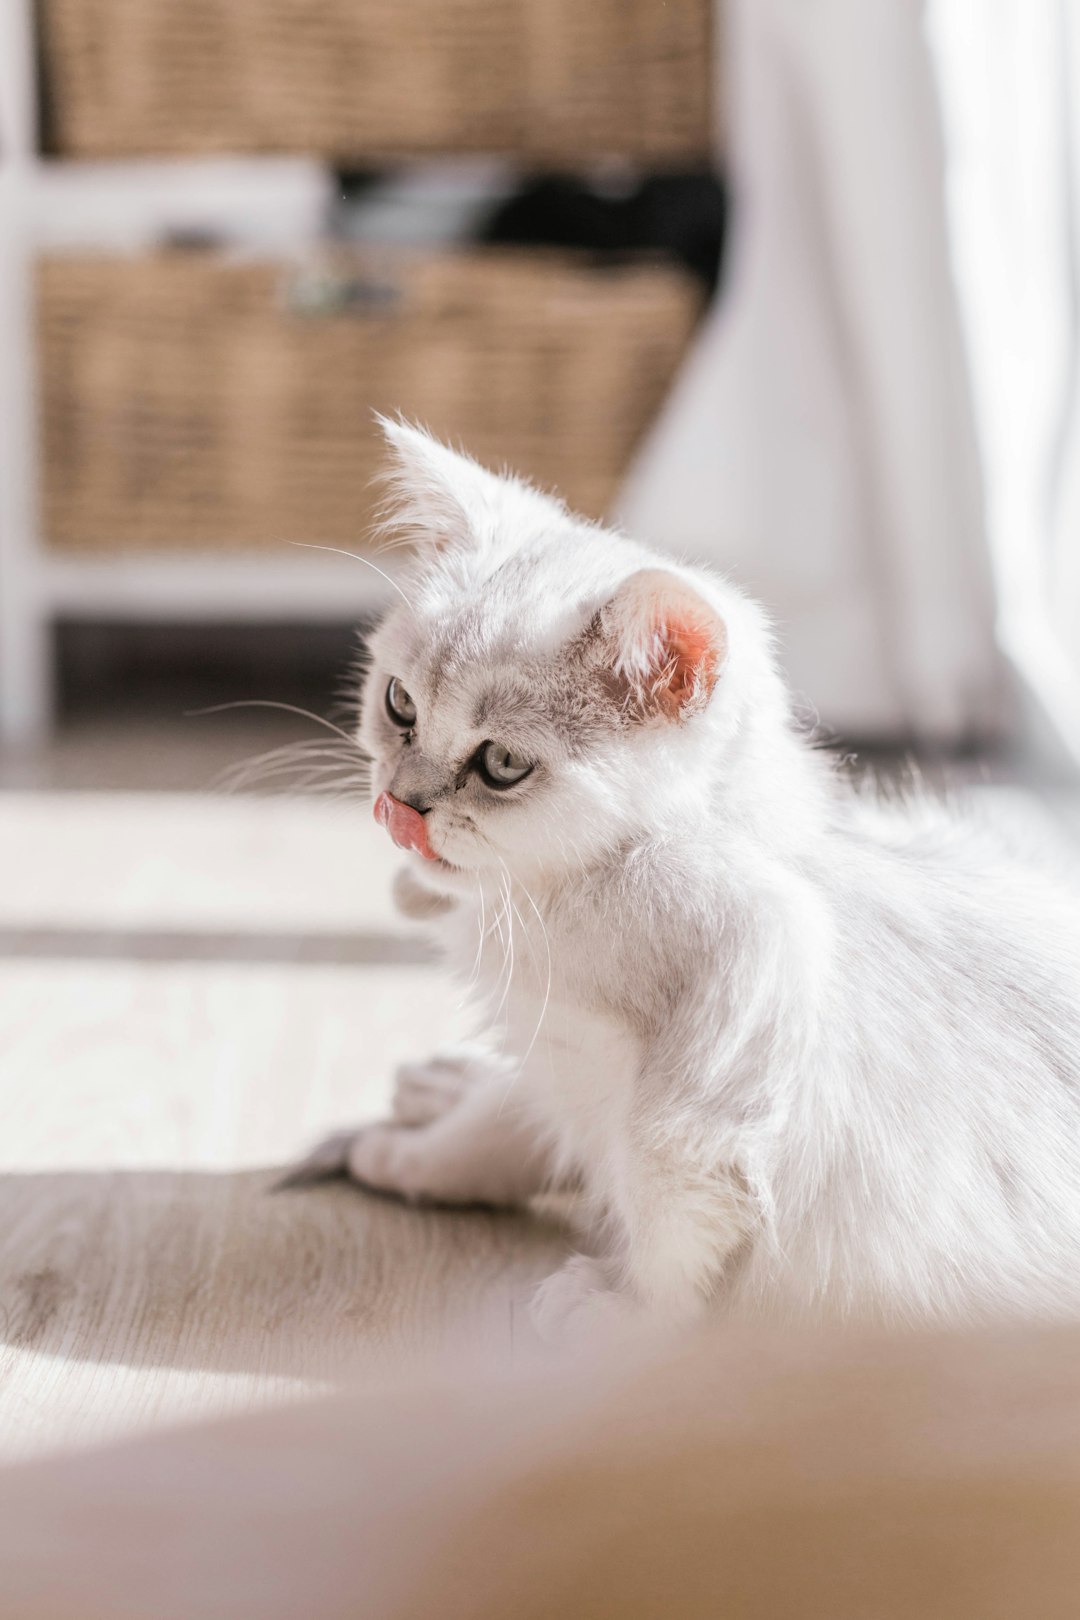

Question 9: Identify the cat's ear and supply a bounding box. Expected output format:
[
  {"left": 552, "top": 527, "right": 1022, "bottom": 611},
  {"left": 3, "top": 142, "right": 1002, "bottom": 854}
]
[
  {"left": 594, "top": 568, "right": 727, "bottom": 721},
  {"left": 376, "top": 417, "right": 506, "bottom": 553}
]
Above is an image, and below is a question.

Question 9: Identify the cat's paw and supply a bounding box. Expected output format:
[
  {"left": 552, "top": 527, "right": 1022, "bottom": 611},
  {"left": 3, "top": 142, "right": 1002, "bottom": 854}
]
[
  {"left": 391, "top": 1048, "right": 494, "bottom": 1128},
  {"left": 346, "top": 1121, "right": 434, "bottom": 1203},
  {"left": 345, "top": 1112, "right": 527, "bottom": 1207},
  {"left": 529, "top": 1256, "right": 637, "bottom": 1348}
]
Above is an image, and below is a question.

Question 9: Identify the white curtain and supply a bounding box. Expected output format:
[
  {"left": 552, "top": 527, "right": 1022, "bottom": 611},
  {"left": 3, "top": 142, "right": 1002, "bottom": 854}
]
[
  {"left": 619, "top": 0, "right": 1080, "bottom": 753},
  {"left": 928, "top": 0, "right": 1080, "bottom": 761}
]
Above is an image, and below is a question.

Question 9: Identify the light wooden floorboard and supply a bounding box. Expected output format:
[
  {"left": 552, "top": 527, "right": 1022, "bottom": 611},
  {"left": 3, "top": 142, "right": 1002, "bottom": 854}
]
[{"left": 0, "top": 792, "right": 405, "bottom": 934}]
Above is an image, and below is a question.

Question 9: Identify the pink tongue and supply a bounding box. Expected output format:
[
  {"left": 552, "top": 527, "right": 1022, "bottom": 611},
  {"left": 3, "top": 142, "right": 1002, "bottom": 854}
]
[{"left": 373, "top": 791, "right": 439, "bottom": 861}]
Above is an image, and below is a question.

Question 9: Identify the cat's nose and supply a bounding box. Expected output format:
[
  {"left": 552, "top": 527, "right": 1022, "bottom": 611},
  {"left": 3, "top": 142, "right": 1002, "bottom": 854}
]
[{"left": 373, "top": 791, "right": 439, "bottom": 862}]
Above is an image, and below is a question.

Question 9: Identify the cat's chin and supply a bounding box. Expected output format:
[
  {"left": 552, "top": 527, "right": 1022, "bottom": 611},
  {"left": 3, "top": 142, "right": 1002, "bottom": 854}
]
[
  {"left": 392, "top": 862, "right": 462, "bottom": 920},
  {"left": 409, "top": 849, "right": 472, "bottom": 890}
]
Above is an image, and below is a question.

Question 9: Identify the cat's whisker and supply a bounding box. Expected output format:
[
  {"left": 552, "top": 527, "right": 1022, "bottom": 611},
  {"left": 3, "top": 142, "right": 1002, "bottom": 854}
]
[
  {"left": 218, "top": 737, "right": 372, "bottom": 797},
  {"left": 494, "top": 887, "right": 514, "bottom": 1022},
  {"left": 220, "top": 737, "right": 368, "bottom": 781},
  {"left": 513, "top": 875, "right": 553, "bottom": 1071},
  {"left": 229, "top": 774, "right": 370, "bottom": 803},
  {"left": 282, "top": 762, "right": 370, "bottom": 790},
  {"left": 223, "top": 767, "right": 364, "bottom": 796},
  {"left": 478, "top": 881, "right": 507, "bottom": 1014},
  {"left": 286, "top": 541, "right": 415, "bottom": 611},
  {"left": 226, "top": 778, "right": 371, "bottom": 805},
  {"left": 493, "top": 860, "right": 555, "bottom": 1112},
  {"left": 246, "top": 748, "right": 371, "bottom": 781},
  {"left": 490, "top": 872, "right": 517, "bottom": 1038},
  {"left": 189, "top": 699, "right": 366, "bottom": 754},
  {"left": 466, "top": 876, "right": 488, "bottom": 992},
  {"left": 477, "top": 841, "right": 586, "bottom": 1099}
]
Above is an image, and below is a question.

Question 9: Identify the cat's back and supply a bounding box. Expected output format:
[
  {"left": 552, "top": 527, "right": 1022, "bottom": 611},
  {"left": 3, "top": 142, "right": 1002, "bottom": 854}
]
[
  {"left": 834, "top": 784, "right": 1080, "bottom": 961},
  {"left": 736, "top": 785, "right": 1080, "bottom": 1327},
  {"left": 817, "top": 784, "right": 1080, "bottom": 1156}
]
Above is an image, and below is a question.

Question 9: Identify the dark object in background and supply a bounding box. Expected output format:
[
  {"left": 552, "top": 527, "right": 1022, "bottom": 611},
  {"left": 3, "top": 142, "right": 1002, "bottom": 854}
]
[
  {"left": 55, "top": 621, "right": 361, "bottom": 722},
  {"left": 481, "top": 171, "right": 727, "bottom": 294}
]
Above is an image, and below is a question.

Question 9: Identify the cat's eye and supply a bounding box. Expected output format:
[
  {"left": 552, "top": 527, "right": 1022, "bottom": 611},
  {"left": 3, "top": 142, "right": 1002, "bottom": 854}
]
[
  {"left": 476, "top": 740, "right": 533, "bottom": 788},
  {"left": 385, "top": 676, "right": 417, "bottom": 728}
]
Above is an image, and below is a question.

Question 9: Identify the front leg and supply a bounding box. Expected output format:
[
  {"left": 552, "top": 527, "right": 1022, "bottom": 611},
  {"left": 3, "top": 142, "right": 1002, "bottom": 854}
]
[{"left": 531, "top": 1131, "right": 754, "bottom": 1342}]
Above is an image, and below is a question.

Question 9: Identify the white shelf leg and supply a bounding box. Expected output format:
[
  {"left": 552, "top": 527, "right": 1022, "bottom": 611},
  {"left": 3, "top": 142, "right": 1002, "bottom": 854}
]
[
  {"left": 0, "top": 599, "right": 53, "bottom": 750},
  {"left": 0, "top": 0, "right": 53, "bottom": 746}
]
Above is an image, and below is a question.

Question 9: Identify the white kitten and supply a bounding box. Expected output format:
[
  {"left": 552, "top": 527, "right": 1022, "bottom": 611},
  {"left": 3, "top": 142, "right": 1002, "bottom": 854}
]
[{"left": 341, "top": 420, "right": 1080, "bottom": 1341}]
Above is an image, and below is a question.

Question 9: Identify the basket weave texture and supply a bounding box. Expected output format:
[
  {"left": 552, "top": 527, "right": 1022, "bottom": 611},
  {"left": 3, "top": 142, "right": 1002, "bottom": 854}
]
[
  {"left": 39, "top": 0, "right": 712, "bottom": 162},
  {"left": 38, "top": 250, "right": 702, "bottom": 554}
]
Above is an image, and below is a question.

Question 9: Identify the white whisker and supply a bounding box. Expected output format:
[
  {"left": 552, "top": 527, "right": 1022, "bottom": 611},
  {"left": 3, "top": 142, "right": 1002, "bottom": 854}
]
[
  {"left": 188, "top": 699, "right": 365, "bottom": 753},
  {"left": 287, "top": 541, "right": 414, "bottom": 609},
  {"left": 514, "top": 875, "right": 553, "bottom": 1070}
]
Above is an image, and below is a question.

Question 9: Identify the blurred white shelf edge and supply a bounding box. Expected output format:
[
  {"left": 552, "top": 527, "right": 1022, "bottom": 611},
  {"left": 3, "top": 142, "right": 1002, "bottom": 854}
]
[
  {"left": 42, "top": 553, "right": 398, "bottom": 621},
  {"left": 0, "top": 0, "right": 380, "bottom": 746},
  {"left": 30, "top": 158, "right": 336, "bottom": 253}
]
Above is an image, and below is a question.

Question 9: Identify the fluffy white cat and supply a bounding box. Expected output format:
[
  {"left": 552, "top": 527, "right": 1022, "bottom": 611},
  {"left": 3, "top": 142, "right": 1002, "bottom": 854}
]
[{"left": 329, "top": 420, "right": 1080, "bottom": 1341}]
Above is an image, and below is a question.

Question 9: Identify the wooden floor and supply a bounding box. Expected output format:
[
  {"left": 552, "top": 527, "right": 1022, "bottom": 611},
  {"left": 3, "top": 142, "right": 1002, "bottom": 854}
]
[{"left": 0, "top": 790, "right": 567, "bottom": 1460}]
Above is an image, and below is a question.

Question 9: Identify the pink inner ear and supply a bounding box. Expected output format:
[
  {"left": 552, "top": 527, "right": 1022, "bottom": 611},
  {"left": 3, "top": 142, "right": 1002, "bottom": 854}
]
[
  {"left": 657, "top": 614, "right": 724, "bottom": 717},
  {"left": 599, "top": 568, "right": 727, "bottom": 720}
]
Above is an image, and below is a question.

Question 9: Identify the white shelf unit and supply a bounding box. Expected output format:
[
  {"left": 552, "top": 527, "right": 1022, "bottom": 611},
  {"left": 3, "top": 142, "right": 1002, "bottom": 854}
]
[{"left": 0, "top": 0, "right": 398, "bottom": 746}]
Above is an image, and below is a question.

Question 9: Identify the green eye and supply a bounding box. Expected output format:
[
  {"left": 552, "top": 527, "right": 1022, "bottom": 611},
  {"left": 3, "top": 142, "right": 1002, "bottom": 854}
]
[
  {"left": 386, "top": 677, "right": 417, "bottom": 728},
  {"left": 477, "top": 741, "right": 533, "bottom": 788}
]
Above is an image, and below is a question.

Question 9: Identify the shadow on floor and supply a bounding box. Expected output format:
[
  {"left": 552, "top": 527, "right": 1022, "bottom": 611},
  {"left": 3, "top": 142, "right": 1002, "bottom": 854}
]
[{"left": 0, "top": 1167, "right": 568, "bottom": 1381}]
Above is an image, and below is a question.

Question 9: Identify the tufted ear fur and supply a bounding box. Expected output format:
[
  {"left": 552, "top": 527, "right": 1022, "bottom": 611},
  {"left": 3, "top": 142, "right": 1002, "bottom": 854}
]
[
  {"left": 377, "top": 417, "right": 556, "bottom": 554},
  {"left": 595, "top": 568, "right": 727, "bottom": 721}
]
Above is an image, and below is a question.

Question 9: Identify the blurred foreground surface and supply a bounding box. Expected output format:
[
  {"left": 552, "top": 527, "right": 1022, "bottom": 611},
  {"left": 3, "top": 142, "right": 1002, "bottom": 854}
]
[{"left": 0, "top": 1316, "right": 1078, "bottom": 1619}]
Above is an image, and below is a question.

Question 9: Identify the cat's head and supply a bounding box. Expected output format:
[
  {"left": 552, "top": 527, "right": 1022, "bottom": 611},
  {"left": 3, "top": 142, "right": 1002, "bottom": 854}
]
[{"left": 359, "top": 421, "right": 778, "bottom": 889}]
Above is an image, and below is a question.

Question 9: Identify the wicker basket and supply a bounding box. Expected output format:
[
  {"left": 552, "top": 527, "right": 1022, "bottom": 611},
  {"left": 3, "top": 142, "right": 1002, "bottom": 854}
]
[
  {"left": 38, "top": 249, "right": 702, "bottom": 554},
  {"left": 38, "top": 0, "right": 712, "bottom": 163}
]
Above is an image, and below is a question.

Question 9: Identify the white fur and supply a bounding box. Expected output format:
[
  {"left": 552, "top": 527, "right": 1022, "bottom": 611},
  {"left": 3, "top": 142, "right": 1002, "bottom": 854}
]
[{"left": 345, "top": 421, "right": 1080, "bottom": 1341}]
